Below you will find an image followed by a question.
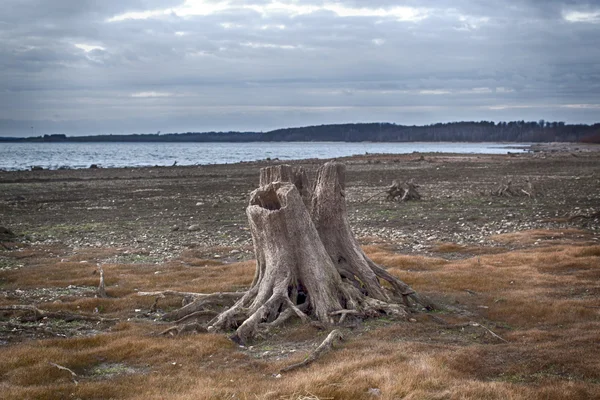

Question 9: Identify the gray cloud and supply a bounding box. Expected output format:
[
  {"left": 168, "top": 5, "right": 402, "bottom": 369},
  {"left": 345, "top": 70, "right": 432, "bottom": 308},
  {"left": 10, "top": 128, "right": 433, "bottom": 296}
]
[{"left": 1, "top": 0, "right": 599, "bottom": 135}]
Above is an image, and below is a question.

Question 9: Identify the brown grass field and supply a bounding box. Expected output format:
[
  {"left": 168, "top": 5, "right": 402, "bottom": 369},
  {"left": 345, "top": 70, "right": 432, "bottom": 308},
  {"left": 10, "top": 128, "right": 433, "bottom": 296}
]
[
  {"left": 1, "top": 151, "right": 599, "bottom": 399},
  {"left": 1, "top": 232, "right": 599, "bottom": 399}
]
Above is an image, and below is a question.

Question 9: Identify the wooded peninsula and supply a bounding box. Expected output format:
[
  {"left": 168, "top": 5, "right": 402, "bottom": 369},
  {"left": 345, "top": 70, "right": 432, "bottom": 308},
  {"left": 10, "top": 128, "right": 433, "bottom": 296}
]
[{"left": 1, "top": 121, "right": 599, "bottom": 143}]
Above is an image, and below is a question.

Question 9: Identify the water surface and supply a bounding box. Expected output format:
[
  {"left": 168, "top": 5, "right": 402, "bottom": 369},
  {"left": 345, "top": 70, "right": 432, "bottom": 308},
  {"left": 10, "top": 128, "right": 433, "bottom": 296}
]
[{"left": 0, "top": 142, "right": 527, "bottom": 171}]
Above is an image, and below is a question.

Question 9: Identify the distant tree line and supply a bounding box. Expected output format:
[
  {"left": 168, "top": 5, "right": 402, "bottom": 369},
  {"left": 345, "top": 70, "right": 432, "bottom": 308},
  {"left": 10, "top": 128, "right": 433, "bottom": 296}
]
[{"left": 1, "top": 121, "right": 599, "bottom": 143}]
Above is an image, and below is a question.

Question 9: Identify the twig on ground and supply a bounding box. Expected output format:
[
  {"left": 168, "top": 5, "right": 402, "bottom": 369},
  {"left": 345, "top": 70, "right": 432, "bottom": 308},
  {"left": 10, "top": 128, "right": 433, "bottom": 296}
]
[{"left": 470, "top": 321, "right": 509, "bottom": 343}]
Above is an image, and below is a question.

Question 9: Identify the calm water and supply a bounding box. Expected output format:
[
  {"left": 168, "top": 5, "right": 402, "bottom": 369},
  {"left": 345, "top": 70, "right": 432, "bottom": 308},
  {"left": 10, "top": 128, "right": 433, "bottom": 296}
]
[{"left": 0, "top": 142, "right": 527, "bottom": 171}]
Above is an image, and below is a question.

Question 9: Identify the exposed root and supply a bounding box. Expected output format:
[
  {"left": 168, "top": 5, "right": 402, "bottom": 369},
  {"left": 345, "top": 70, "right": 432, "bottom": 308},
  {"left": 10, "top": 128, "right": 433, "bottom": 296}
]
[
  {"left": 0, "top": 305, "right": 118, "bottom": 323},
  {"left": 363, "top": 189, "right": 387, "bottom": 203},
  {"left": 174, "top": 310, "right": 219, "bottom": 325},
  {"left": 329, "top": 309, "right": 360, "bottom": 324},
  {"left": 280, "top": 330, "right": 344, "bottom": 373},
  {"left": 229, "top": 292, "right": 285, "bottom": 345},
  {"left": 137, "top": 290, "right": 244, "bottom": 300},
  {"left": 284, "top": 297, "right": 311, "bottom": 323},
  {"left": 160, "top": 322, "right": 207, "bottom": 336},
  {"left": 161, "top": 292, "right": 245, "bottom": 321}
]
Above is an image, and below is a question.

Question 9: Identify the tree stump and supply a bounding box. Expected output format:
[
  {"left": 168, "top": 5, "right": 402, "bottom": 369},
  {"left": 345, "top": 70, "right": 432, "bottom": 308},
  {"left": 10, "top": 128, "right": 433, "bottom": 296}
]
[
  {"left": 385, "top": 180, "right": 421, "bottom": 202},
  {"left": 210, "top": 182, "right": 353, "bottom": 344},
  {"left": 161, "top": 162, "right": 432, "bottom": 344}
]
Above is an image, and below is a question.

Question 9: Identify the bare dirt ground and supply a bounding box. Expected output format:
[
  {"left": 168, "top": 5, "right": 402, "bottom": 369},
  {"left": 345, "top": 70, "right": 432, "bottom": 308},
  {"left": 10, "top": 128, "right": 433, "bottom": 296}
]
[{"left": 0, "top": 146, "right": 599, "bottom": 399}]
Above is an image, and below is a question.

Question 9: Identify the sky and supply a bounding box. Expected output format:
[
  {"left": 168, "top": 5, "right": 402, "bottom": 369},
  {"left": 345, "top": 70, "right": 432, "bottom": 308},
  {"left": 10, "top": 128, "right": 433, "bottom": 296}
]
[{"left": 1, "top": 0, "right": 599, "bottom": 136}]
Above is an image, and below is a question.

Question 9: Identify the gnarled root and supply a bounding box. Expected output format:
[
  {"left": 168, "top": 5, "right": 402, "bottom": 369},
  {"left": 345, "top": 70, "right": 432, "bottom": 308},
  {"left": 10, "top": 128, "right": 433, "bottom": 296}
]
[
  {"left": 280, "top": 330, "right": 344, "bottom": 373},
  {"left": 161, "top": 292, "right": 244, "bottom": 321},
  {"left": 160, "top": 322, "right": 207, "bottom": 337}
]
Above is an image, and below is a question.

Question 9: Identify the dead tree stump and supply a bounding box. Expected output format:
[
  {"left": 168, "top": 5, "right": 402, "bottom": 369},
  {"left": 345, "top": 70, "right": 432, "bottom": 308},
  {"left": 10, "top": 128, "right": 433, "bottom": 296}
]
[
  {"left": 491, "top": 178, "right": 542, "bottom": 198},
  {"left": 210, "top": 182, "right": 363, "bottom": 344},
  {"left": 159, "top": 162, "right": 432, "bottom": 344},
  {"left": 385, "top": 180, "right": 421, "bottom": 202}
]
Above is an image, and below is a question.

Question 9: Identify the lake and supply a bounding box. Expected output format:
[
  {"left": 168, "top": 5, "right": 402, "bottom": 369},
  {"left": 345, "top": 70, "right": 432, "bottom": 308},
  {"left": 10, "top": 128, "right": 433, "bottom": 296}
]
[{"left": 0, "top": 142, "right": 528, "bottom": 171}]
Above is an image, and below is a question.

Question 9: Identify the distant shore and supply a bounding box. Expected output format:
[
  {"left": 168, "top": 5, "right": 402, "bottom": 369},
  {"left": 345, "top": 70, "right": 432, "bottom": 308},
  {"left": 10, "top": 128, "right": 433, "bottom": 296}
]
[{"left": 1, "top": 121, "right": 598, "bottom": 143}]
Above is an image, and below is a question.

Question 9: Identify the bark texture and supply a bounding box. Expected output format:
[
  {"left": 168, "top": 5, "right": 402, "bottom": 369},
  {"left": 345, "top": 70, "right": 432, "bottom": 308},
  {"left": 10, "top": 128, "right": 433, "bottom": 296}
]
[
  {"left": 259, "top": 164, "right": 312, "bottom": 206},
  {"left": 208, "top": 183, "right": 348, "bottom": 344},
  {"left": 311, "top": 163, "right": 433, "bottom": 309}
]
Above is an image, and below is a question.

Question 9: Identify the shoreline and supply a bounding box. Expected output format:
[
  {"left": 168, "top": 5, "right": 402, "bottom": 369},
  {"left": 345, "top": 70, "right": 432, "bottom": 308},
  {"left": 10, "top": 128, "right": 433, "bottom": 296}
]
[{"left": 1, "top": 141, "right": 598, "bottom": 173}]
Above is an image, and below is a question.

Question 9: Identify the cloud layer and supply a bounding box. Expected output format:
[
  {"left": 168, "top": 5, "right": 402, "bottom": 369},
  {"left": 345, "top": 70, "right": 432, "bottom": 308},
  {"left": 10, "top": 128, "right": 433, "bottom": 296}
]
[{"left": 1, "top": 0, "right": 599, "bottom": 135}]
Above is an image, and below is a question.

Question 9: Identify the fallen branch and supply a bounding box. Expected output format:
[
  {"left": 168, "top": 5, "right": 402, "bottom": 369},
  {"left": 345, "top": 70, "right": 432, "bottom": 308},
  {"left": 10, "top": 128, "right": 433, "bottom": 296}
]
[
  {"left": 280, "top": 330, "right": 344, "bottom": 373},
  {"left": 428, "top": 316, "right": 508, "bottom": 343},
  {"left": 48, "top": 362, "right": 78, "bottom": 385},
  {"left": 0, "top": 305, "right": 118, "bottom": 323},
  {"left": 363, "top": 189, "right": 388, "bottom": 203},
  {"left": 471, "top": 322, "right": 509, "bottom": 343}
]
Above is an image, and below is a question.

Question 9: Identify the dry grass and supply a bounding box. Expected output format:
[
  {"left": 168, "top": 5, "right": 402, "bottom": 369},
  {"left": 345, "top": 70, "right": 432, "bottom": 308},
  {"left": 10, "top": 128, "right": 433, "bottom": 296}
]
[
  {"left": 1, "top": 230, "right": 599, "bottom": 399},
  {"left": 490, "top": 228, "right": 593, "bottom": 246}
]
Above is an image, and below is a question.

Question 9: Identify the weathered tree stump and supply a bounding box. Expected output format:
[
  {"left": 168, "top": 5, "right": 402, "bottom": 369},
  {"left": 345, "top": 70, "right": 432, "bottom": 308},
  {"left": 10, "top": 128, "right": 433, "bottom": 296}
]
[
  {"left": 364, "top": 179, "right": 422, "bottom": 203},
  {"left": 210, "top": 182, "right": 362, "bottom": 344},
  {"left": 158, "top": 162, "right": 432, "bottom": 344},
  {"left": 491, "top": 177, "right": 542, "bottom": 198}
]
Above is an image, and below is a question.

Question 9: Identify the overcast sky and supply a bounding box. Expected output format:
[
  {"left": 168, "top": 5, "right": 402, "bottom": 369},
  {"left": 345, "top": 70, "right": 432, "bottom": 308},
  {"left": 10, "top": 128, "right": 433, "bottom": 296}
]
[{"left": 1, "top": 0, "right": 599, "bottom": 136}]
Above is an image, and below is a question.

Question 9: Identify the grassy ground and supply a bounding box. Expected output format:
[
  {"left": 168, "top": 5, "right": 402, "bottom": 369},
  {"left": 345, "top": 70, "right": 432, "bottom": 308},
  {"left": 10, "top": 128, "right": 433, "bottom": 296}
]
[{"left": 1, "top": 150, "right": 599, "bottom": 399}]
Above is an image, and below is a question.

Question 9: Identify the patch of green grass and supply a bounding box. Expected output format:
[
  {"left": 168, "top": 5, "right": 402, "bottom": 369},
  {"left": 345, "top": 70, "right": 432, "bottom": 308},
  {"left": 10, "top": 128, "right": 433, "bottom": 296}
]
[{"left": 88, "top": 363, "right": 139, "bottom": 378}]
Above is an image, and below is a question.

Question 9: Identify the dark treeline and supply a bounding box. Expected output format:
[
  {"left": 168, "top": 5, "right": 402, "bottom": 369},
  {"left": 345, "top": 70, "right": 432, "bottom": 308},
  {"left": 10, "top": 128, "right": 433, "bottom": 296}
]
[{"left": 1, "top": 121, "right": 599, "bottom": 143}]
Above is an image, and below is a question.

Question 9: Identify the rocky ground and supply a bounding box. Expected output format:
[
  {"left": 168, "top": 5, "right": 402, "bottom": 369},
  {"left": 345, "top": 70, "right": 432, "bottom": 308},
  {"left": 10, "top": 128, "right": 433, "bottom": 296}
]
[{"left": 1, "top": 147, "right": 598, "bottom": 262}]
